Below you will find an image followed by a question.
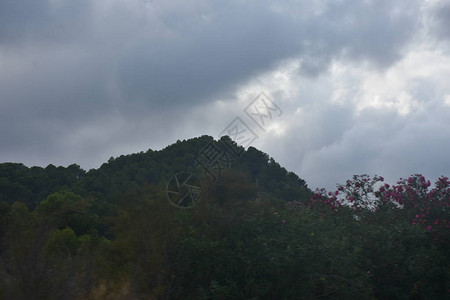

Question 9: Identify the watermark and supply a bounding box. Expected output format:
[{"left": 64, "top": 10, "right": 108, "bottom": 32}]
[
  {"left": 194, "top": 141, "right": 233, "bottom": 182},
  {"left": 196, "top": 92, "right": 282, "bottom": 181},
  {"left": 167, "top": 92, "right": 282, "bottom": 207},
  {"left": 166, "top": 172, "right": 202, "bottom": 209},
  {"left": 244, "top": 91, "right": 283, "bottom": 131},
  {"left": 219, "top": 117, "right": 258, "bottom": 151}
]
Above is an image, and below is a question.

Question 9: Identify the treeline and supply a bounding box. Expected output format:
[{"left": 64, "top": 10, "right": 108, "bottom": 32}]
[
  {"left": 0, "top": 137, "right": 448, "bottom": 299},
  {"left": 0, "top": 136, "right": 309, "bottom": 209}
]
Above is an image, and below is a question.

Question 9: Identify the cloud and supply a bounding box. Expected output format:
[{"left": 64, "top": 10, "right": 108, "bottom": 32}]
[
  {"left": 0, "top": 0, "right": 93, "bottom": 46},
  {"left": 427, "top": 0, "right": 450, "bottom": 40},
  {"left": 249, "top": 47, "right": 450, "bottom": 190},
  {"left": 0, "top": 0, "right": 449, "bottom": 191}
]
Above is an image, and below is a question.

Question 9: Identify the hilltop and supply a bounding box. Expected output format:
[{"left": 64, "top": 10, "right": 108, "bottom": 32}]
[{"left": 0, "top": 135, "right": 311, "bottom": 209}]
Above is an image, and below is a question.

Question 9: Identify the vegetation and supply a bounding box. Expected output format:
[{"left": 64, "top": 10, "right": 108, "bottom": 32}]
[{"left": 0, "top": 136, "right": 448, "bottom": 299}]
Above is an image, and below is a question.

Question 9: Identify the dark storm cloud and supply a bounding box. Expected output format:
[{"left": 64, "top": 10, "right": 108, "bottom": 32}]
[
  {"left": 1, "top": 0, "right": 421, "bottom": 108},
  {"left": 0, "top": 0, "right": 433, "bottom": 173},
  {"left": 322, "top": 0, "right": 419, "bottom": 67},
  {"left": 118, "top": 0, "right": 421, "bottom": 104},
  {"left": 117, "top": 2, "right": 301, "bottom": 106}
]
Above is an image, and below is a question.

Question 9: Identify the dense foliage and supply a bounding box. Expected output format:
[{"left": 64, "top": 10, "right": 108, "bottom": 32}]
[{"left": 0, "top": 136, "right": 448, "bottom": 299}]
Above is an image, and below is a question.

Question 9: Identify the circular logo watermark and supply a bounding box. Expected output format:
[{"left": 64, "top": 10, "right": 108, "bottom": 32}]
[{"left": 166, "top": 172, "right": 202, "bottom": 208}]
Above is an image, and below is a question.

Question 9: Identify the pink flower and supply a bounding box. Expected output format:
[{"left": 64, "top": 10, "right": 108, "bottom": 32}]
[
  {"left": 426, "top": 225, "right": 432, "bottom": 232},
  {"left": 282, "top": 219, "right": 286, "bottom": 224}
]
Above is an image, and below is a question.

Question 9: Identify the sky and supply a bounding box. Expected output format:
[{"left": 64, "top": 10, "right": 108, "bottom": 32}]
[{"left": 1, "top": 0, "right": 450, "bottom": 190}]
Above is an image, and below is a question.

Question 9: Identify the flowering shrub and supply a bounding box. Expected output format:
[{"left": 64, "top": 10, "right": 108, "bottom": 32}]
[
  {"left": 307, "top": 174, "right": 450, "bottom": 239},
  {"left": 404, "top": 175, "right": 450, "bottom": 240},
  {"left": 307, "top": 175, "right": 385, "bottom": 211}
]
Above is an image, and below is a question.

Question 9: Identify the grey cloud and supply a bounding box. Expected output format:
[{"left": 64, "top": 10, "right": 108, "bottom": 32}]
[
  {"left": 257, "top": 67, "right": 450, "bottom": 190},
  {"left": 290, "top": 106, "right": 450, "bottom": 190},
  {"left": 117, "top": 2, "right": 302, "bottom": 107},
  {"left": 303, "top": 0, "right": 420, "bottom": 70},
  {"left": 0, "top": 0, "right": 442, "bottom": 187},
  {"left": 430, "top": 0, "right": 450, "bottom": 40},
  {"left": 0, "top": 0, "right": 92, "bottom": 46},
  {"left": 118, "top": 0, "right": 422, "bottom": 103},
  {"left": 289, "top": 95, "right": 450, "bottom": 190}
]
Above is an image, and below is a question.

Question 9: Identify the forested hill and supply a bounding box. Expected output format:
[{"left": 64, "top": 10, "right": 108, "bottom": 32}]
[
  {"left": 0, "top": 135, "right": 311, "bottom": 209},
  {"left": 1, "top": 136, "right": 449, "bottom": 299}
]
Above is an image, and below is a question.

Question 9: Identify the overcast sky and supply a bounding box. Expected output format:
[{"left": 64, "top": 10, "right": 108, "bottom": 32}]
[{"left": 1, "top": 0, "right": 450, "bottom": 190}]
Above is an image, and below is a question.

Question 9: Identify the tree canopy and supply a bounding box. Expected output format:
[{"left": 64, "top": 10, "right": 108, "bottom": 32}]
[{"left": 0, "top": 136, "right": 448, "bottom": 299}]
